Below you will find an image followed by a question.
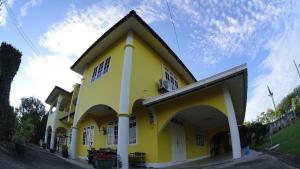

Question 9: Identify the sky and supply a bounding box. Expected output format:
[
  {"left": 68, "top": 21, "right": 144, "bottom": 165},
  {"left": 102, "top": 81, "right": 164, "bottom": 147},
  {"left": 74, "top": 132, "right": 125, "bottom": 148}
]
[{"left": 1, "top": 0, "right": 300, "bottom": 121}]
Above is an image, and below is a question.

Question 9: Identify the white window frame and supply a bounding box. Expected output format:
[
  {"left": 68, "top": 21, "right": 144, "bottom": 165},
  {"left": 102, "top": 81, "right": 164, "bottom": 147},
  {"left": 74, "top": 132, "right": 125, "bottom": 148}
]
[
  {"left": 196, "top": 133, "right": 204, "bottom": 147},
  {"left": 163, "top": 66, "right": 178, "bottom": 91},
  {"left": 91, "top": 56, "right": 112, "bottom": 83},
  {"left": 107, "top": 120, "right": 118, "bottom": 146},
  {"left": 106, "top": 117, "right": 137, "bottom": 146},
  {"left": 82, "top": 125, "right": 94, "bottom": 146},
  {"left": 129, "top": 116, "right": 137, "bottom": 145}
]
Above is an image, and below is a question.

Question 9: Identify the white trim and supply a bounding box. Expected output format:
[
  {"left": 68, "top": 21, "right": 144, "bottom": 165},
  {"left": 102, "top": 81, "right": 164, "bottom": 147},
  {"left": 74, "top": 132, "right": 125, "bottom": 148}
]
[
  {"left": 146, "top": 155, "right": 210, "bottom": 168},
  {"left": 143, "top": 64, "right": 247, "bottom": 106}
]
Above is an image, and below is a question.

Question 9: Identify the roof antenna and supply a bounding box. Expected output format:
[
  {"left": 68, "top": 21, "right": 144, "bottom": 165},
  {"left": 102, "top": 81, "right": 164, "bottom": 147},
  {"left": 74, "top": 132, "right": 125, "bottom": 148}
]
[{"left": 165, "top": 0, "right": 182, "bottom": 57}]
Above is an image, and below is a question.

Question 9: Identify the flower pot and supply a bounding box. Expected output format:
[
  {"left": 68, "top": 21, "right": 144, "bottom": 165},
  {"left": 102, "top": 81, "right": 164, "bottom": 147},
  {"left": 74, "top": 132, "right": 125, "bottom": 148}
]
[
  {"left": 95, "top": 159, "right": 113, "bottom": 169},
  {"left": 62, "top": 150, "right": 68, "bottom": 158},
  {"left": 15, "top": 143, "right": 25, "bottom": 155}
]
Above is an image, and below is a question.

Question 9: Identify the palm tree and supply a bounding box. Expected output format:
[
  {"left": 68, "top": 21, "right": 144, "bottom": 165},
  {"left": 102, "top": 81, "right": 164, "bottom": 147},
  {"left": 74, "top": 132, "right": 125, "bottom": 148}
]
[{"left": 0, "top": 42, "right": 22, "bottom": 140}]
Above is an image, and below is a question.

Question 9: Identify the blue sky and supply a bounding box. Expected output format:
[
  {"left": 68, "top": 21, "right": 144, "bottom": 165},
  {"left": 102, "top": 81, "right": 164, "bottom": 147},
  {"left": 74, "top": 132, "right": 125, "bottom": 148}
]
[{"left": 1, "top": 0, "right": 300, "bottom": 121}]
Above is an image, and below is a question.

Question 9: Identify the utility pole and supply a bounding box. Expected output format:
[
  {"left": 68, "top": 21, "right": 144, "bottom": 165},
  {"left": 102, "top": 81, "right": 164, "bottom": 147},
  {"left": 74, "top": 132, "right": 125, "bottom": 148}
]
[
  {"left": 267, "top": 85, "right": 276, "bottom": 147},
  {"left": 294, "top": 60, "right": 300, "bottom": 81},
  {"left": 267, "top": 86, "right": 276, "bottom": 111}
]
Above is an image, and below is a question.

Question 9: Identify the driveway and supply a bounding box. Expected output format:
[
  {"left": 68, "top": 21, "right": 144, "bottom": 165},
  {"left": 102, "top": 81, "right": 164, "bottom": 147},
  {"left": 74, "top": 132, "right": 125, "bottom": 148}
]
[
  {"left": 168, "top": 152, "right": 298, "bottom": 169},
  {"left": 0, "top": 143, "right": 84, "bottom": 169}
]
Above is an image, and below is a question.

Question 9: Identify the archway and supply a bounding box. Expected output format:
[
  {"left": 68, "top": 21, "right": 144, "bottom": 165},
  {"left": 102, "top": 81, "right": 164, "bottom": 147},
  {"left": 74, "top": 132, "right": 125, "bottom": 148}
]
[
  {"left": 56, "top": 127, "right": 67, "bottom": 152},
  {"left": 158, "top": 105, "right": 230, "bottom": 162}
]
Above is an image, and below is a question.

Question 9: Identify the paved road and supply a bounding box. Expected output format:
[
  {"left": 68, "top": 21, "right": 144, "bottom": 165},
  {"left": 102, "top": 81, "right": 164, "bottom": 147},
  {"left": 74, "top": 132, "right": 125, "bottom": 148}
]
[
  {"left": 171, "top": 153, "right": 298, "bottom": 169},
  {"left": 207, "top": 154, "right": 297, "bottom": 169},
  {"left": 0, "top": 143, "right": 84, "bottom": 169}
]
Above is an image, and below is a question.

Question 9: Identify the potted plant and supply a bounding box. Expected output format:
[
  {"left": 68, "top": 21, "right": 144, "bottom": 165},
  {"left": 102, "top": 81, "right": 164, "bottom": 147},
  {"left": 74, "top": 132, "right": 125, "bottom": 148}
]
[
  {"left": 62, "top": 145, "right": 68, "bottom": 158},
  {"left": 93, "top": 148, "right": 116, "bottom": 169},
  {"left": 42, "top": 142, "right": 46, "bottom": 149},
  {"left": 129, "top": 152, "right": 146, "bottom": 167},
  {"left": 87, "top": 147, "right": 96, "bottom": 164}
]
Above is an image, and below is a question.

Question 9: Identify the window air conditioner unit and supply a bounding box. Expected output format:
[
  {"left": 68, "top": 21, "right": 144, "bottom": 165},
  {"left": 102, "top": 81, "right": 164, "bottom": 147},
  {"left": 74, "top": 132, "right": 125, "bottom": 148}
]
[{"left": 158, "top": 79, "right": 171, "bottom": 93}]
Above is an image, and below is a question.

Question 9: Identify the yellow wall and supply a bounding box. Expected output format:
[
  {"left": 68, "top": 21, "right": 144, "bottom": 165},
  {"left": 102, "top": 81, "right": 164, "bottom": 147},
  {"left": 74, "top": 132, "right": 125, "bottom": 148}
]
[
  {"left": 185, "top": 123, "right": 210, "bottom": 159},
  {"left": 129, "top": 34, "right": 188, "bottom": 111},
  {"left": 157, "top": 124, "right": 171, "bottom": 162},
  {"left": 74, "top": 37, "right": 126, "bottom": 126}
]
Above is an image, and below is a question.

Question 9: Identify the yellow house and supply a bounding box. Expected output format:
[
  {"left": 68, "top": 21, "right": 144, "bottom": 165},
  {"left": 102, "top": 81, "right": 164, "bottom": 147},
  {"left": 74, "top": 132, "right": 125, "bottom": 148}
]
[{"left": 44, "top": 10, "right": 247, "bottom": 168}]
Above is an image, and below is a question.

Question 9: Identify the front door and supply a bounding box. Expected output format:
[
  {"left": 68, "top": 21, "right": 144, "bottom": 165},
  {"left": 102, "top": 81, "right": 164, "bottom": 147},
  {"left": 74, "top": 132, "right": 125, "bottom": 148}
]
[{"left": 171, "top": 119, "right": 187, "bottom": 162}]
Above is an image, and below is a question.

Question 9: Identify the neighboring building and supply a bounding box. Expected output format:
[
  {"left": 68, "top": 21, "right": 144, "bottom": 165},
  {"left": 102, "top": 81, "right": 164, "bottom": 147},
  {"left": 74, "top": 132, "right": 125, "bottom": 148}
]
[{"left": 44, "top": 11, "right": 248, "bottom": 168}]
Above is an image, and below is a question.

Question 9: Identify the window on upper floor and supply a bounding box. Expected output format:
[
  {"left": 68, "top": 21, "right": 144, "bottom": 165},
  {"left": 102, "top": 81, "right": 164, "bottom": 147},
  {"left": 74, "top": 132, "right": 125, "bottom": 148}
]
[
  {"left": 164, "top": 66, "right": 178, "bottom": 91},
  {"left": 91, "top": 56, "right": 111, "bottom": 83}
]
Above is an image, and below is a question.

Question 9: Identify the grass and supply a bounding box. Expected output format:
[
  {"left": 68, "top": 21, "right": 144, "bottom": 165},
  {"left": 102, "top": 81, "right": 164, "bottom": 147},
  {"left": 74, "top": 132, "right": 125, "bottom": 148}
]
[{"left": 258, "top": 118, "right": 300, "bottom": 155}]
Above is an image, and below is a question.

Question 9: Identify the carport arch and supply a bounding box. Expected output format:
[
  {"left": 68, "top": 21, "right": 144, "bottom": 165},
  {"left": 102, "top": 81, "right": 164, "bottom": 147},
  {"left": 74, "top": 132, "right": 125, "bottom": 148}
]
[{"left": 158, "top": 104, "right": 227, "bottom": 133}]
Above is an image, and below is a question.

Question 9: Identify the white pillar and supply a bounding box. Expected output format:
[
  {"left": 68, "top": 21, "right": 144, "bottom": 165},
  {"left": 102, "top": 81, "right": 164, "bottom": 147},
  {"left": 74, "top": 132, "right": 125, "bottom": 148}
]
[
  {"left": 223, "top": 85, "right": 242, "bottom": 159},
  {"left": 117, "top": 115, "right": 129, "bottom": 169},
  {"left": 70, "top": 127, "right": 78, "bottom": 159},
  {"left": 44, "top": 129, "right": 48, "bottom": 143},
  {"left": 117, "top": 31, "right": 134, "bottom": 169},
  {"left": 70, "top": 78, "right": 85, "bottom": 159},
  {"left": 50, "top": 95, "right": 64, "bottom": 150}
]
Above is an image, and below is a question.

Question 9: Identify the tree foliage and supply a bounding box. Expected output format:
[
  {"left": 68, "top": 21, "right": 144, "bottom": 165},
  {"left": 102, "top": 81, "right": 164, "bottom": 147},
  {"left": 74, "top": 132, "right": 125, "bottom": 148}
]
[
  {"left": 12, "top": 118, "right": 34, "bottom": 145},
  {"left": 0, "top": 42, "right": 22, "bottom": 141},
  {"left": 246, "top": 121, "right": 269, "bottom": 146},
  {"left": 16, "top": 97, "right": 47, "bottom": 144}
]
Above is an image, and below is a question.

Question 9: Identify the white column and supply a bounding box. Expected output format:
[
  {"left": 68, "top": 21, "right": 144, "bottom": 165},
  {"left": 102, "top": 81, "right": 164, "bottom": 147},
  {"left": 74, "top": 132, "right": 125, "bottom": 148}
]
[
  {"left": 117, "top": 115, "right": 129, "bottom": 169},
  {"left": 117, "top": 31, "right": 133, "bottom": 169},
  {"left": 70, "top": 127, "right": 78, "bottom": 159},
  {"left": 70, "top": 78, "right": 85, "bottom": 159},
  {"left": 50, "top": 95, "right": 64, "bottom": 150},
  {"left": 50, "top": 131, "right": 56, "bottom": 150},
  {"left": 223, "top": 85, "right": 241, "bottom": 159},
  {"left": 44, "top": 129, "right": 48, "bottom": 143}
]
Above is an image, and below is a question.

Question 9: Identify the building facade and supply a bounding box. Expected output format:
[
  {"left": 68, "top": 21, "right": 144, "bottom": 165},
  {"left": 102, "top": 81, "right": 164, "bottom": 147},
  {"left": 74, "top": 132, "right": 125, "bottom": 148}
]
[{"left": 44, "top": 11, "right": 248, "bottom": 168}]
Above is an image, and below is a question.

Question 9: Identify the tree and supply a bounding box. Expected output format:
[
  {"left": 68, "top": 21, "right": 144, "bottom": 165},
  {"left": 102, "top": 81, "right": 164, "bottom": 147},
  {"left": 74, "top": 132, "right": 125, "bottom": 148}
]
[
  {"left": 257, "top": 109, "right": 275, "bottom": 124},
  {"left": 0, "top": 42, "right": 22, "bottom": 141},
  {"left": 16, "top": 97, "right": 47, "bottom": 144}
]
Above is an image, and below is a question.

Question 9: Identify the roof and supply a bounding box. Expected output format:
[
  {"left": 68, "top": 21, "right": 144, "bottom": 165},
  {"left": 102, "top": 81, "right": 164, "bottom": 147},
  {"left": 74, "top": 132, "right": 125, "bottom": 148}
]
[
  {"left": 71, "top": 10, "right": 196, "bottom": 83},
  {"left": 45, "top": 86, "right": 71, "bottom": 105},
  {"left": 143, "top": 64, "right": 248, "bottom": 124}
]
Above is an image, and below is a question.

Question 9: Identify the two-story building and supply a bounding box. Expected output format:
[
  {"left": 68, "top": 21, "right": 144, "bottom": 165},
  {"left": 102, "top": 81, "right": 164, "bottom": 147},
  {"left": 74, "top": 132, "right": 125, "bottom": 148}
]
[{"left": 44, "top": 10, "right": 247, "bottom": 168}]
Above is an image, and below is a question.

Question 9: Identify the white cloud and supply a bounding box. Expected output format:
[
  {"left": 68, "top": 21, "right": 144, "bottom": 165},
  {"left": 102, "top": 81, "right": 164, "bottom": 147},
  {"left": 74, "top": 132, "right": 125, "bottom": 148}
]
[
  {"left": 0, "top": 0, "right": 14, "bottom": 26},
  {"left": 170, "top": 0, "right": 285, "bottom": 64},
  {"left": 20, "top": 0, "right": 42, "bottom": 17},
  {"left": 246, "top": 1, "right": 300, "bottom": 121}
]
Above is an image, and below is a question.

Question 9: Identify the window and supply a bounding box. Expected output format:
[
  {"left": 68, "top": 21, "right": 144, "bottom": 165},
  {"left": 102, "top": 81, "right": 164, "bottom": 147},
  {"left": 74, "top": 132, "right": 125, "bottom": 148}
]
[
  {"left": 107, "top": 121, "right": 118, "bottom": 145},
  {"left": 91, "top": 56, "right": 111, "bottom": 82},
  {"left": 82, "top": 126, "right": 94, "bottom": 146},
  {"left": 196, "top": 133, "right": 204, "bottom": 147},
  {"left": 106, "top": 117, "right": 137, "bottom": 145},
  {"left": 103, "top": 57, "right": 111, "bottom": 74},
  {"left": 164, "top": 67, "right": 178, "bottom": 90},
  {"left": 129, "top": 116, "right": 137, "bottom": 144},
  {"left": 96, "top": 62, "right": 104, "bottom": 78}
]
